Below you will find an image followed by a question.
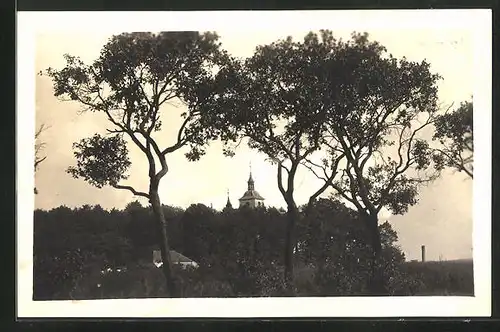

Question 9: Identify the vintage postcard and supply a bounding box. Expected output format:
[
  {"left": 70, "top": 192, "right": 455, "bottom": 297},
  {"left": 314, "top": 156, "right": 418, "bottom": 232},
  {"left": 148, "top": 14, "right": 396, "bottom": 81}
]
[{"left": 17, "top": 9, "right": 491, "bottom": 317}]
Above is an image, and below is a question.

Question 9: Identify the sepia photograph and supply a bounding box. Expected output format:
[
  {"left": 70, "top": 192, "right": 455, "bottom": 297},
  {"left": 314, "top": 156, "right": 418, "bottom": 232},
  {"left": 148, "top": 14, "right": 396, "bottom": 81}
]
[{"left": 17, "top": 10, "right": 491, "bottom": 317}]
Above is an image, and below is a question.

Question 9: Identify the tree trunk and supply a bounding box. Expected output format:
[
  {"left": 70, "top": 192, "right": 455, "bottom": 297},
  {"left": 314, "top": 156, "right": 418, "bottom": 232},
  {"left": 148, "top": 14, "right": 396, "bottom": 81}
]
[
  {"left": 365, "top": 214, "right": 386, "bottom": 295},
  {"left": 150, "top": 189, "right": 178, "bottom": 297},
  {"left": 284, "top": 203, "right": 299, "bottom": 292}
]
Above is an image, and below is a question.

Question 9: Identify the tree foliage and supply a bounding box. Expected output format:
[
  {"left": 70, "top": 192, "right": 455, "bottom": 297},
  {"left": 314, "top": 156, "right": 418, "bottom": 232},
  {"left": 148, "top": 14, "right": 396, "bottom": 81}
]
[
  {"left": 198, "top": 30, "right": 351, "bottom": 285},
  {"left": 301, "top": 31, "right": 442, "bottom": 218},
  {"left": 45, "top": 31, "right": 225, "bottom": 195},
  {"left": 199, "top": 30, "right": 444, "bottom": 293},
  {"left": 200, "top": 31, "right": 344, "bottom": 194},
  {"left": 282, "top": 31, "right": 443, "bottom": 293},
  {"left": 67, "top": 134, "right": 132, "bottom": 188},
  {"left": 44, "top": 31, "right": 227, "bottom": 296},
  {"left": 432, "top": 100, "right": 473, "bottom": 178}
]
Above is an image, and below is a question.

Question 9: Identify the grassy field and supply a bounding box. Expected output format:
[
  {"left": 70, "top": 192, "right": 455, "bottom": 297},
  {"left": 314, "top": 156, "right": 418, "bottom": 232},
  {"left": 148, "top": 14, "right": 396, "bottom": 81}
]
[{"left": 404, "top": 259, "right": 474, "bottom": 296}]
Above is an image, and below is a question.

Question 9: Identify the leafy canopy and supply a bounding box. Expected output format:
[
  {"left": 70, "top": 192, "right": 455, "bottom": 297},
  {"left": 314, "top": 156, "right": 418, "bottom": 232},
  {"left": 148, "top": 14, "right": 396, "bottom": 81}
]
[
  {"left": 67, "top": 134, "right": 131, "bottom": 188},
  {"left": 432, "top": 101, "right": 473, "bottom": 178},
  {"left": 45, "top": 31, "right": 226, "bottom": 190},
  {"left": 202, "top": 32, "right": 340, "bottom": 158},
  {"left": 297, "top": 31, "right": 443, "bottom": 217},
  {"left": 198, "top": 31, "right": 352, "bottom": 210}
]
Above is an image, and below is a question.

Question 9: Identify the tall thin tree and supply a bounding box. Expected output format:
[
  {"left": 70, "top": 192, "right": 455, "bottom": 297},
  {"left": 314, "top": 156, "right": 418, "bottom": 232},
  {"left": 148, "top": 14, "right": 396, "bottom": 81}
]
[
  {"left": 45, "top": 31, "right": 226, "bottom": 296},
  {"left": 34, "top": 123, "right": 49, "bottom": 194}
]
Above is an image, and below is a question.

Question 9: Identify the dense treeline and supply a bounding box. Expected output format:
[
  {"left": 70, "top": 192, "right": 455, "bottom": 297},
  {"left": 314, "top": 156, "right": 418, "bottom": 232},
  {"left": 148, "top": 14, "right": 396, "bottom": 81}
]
[{"left": 34, "top": 198, "right": 429, "bottom": 299}]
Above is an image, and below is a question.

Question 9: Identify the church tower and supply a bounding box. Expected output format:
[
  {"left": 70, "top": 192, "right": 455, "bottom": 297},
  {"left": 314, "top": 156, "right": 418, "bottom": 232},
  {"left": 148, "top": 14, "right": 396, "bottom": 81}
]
[{"left": 238, "top": 163, "right": 265, "bottom": 208}]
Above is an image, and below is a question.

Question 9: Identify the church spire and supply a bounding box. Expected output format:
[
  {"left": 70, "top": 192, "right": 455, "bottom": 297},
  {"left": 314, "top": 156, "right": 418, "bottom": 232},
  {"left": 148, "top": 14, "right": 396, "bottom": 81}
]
[
  {"left": 248, "top": 162, "right": 254, "bottom": 190},
  {"left": 225, "top": 189, "right": 233, "bottom": 209},
  {"left": 238, "top": 161, "right": 265, "bottom": 208}
]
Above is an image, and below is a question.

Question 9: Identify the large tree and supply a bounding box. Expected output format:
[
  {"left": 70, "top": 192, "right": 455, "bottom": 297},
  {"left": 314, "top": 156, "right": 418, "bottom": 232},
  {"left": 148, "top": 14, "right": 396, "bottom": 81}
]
[
  {"left": 198, "top": 32, "right": 345, "bottom": 288},
  {"left": 45, "top": 31, "right": 225, "bottom": 296},
  {"left": 432, "top": 100, "right": 473, "bottom": 178},
  {"left": 302, "top": 31, "right": 443, "bottom": 293}
]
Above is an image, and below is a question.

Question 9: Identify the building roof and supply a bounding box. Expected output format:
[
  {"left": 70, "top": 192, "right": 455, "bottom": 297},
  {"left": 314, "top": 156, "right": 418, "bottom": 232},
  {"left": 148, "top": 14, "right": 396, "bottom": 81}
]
[
  {"left": 170, "top": 250, "right": 195, "bottom": 263},
  {"left": 153, "top": 249, "right": 197, "bottom": 266},
  {"left": 236, "top": 165, "right": 265, "bottom": 202},
  {"left": 239, "top": 189, "right": 265, "bottom": 201}
]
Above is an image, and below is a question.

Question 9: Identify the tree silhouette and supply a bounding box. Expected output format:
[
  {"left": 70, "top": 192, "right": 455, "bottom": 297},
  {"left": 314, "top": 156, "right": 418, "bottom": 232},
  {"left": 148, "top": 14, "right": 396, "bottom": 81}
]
[
  {"left": 44, "top": 31, "right": 226, "bottom": 296},
  {"left": 432, "top": 100, "right": 473, "bottom": 178},
  {"left": 300, "top": 31, "right": 443, "bottom": 293},
  {"left": 198, "top": 32, "right": 346, "bottom": 288}
]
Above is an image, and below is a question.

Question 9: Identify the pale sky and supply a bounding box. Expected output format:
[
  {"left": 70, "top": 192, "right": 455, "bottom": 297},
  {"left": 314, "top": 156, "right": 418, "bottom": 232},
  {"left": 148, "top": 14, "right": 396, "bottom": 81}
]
[{"left": 34, "top": 27, "right": 474, "bottom": 262}]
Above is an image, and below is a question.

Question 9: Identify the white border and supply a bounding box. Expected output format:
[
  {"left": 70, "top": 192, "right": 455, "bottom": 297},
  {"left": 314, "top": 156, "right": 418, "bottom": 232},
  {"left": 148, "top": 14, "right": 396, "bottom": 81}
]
[{"left": 17, "top": 9, "right": 492, "bottom": 317}]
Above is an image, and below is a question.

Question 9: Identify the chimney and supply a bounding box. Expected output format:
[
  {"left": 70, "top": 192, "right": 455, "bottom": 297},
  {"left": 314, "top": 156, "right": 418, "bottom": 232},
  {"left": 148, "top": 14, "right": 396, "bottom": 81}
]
[{"left": 421, "top": 245, "right": 426, "bottom": 262}]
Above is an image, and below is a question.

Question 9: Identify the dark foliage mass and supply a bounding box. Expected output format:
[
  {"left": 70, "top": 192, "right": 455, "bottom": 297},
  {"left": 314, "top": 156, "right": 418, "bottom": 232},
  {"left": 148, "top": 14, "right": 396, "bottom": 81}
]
[
  {"left": 432, "top": 101, "right": 473, "bottom": 178},
  {"left": 33, "top": 199, "right": 473, "bottom": 299}
]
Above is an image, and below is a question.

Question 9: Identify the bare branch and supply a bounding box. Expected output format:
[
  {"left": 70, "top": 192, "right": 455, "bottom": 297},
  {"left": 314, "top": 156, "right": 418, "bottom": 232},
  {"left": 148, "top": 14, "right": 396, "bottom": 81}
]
[
  {"left": 302, "top": 151, "right": 346, "bottom": 215},
  {"left": 299, "top": 142, "right": 320, "bottom": 161},
  {"left": 302, "top": 162, "right": 328, "bottom": 182},
  {"left": 372, "top": 112, "right": 439, "bottom": 211},
  {"left": 234, "top": 136, "right": 245, "bottom": 149},
  {"left": 140, "top": 130, "right": 169, "bottom": 181},
  {"left": 261, "top": 116, "right": 295, "bottom": 160},
  {"left": 330, "top": 180, "right": 365, "bottom": 212},
  {"left": 136, "top": 66, "right": 153, "bottom": 109},
  {"left": 112, "top": 183, "right": 150, "bottom": 199},
  {"left": 277, "top": 162, "right": 287, "bottom": 198},
  {"left": 161, "top": 114, "right": 193, "bottom": 155},
  {"left": 35, "top": 123, "right": 51, "bottom": 138},
  {"left": 34, "top": 156, "right": 47, "bottom": 170},
  {"left": 35, "top": 124, "right": 50, "bottom": 171},
  {"left": 336, "top": 132, "right": 377, "bottom": 213},
  {"left": 106, "top": 128, "right": 127, "bottom": 135},
  {"left": 433, "top": 147, "right": 473, "bottom": 179},
  {"left": 158, "top": 90, "right": 178, "bottom": 107}
]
